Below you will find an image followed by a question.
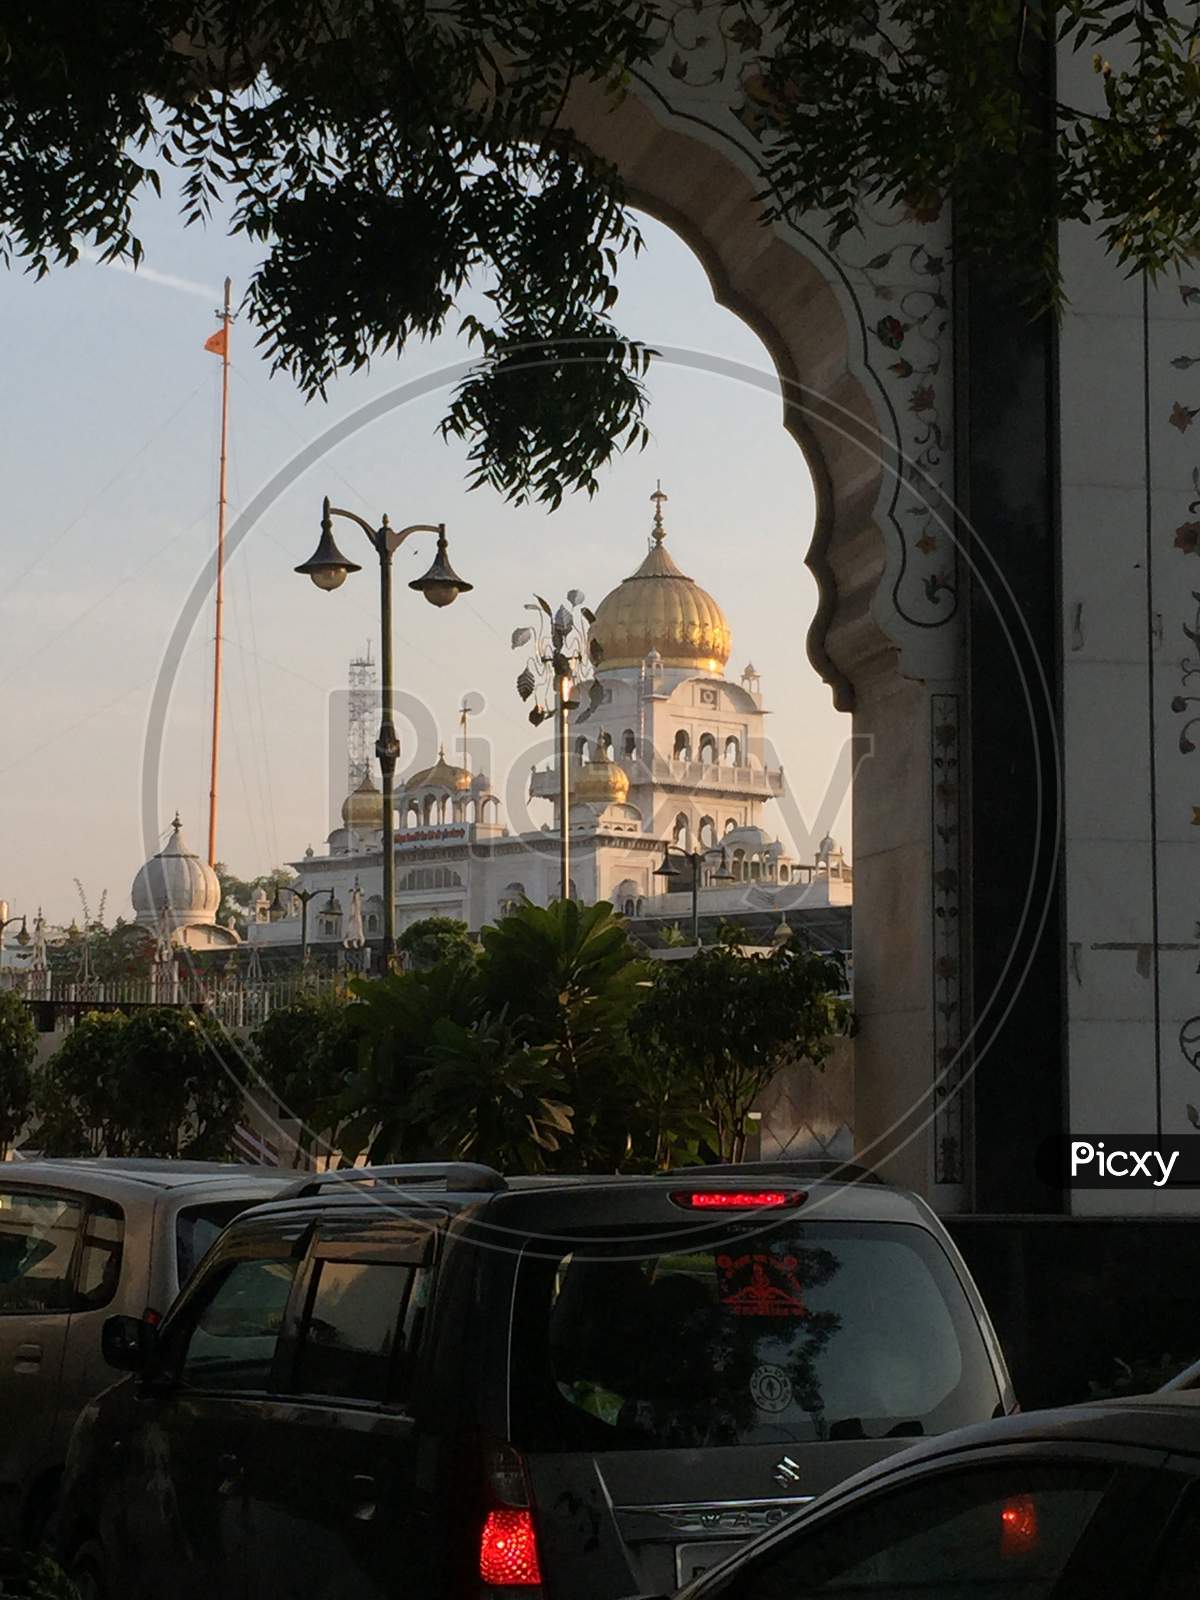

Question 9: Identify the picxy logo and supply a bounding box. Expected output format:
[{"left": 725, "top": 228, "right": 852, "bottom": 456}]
[{"left": 1070, "top": 1141, "right": 1179, "bottom": 1187}]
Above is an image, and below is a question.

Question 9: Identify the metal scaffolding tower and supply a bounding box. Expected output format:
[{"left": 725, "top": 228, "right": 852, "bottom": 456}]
[{"left": 347, "top": 643, "right": 377, "bottom": 792}]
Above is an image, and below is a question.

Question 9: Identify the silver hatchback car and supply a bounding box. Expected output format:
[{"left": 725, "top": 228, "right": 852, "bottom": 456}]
[{"left": 0, "top": 1158, "right": 294, "bottom": 1548}]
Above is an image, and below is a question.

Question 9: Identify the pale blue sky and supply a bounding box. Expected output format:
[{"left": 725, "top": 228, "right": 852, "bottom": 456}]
[{"left": 0, "top": 179, "right": 849, "bottom": 925}]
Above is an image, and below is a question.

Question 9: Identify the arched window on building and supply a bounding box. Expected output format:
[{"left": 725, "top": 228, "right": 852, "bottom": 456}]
[
  {"left": 724, "top": 817, "right": 738, "bottom": 836},
  {"left": 673, "top": 812, "right": 690, "bottom": 848},
  {"left": 465, "top": 798, "right": 477, "bottom": 824},
  {"left": 698, "top": 733, "right": 718, "bottom": 765},
  {"left": 673, "top": 729, "right": 691, "bottom": 761},
  {"left": 422, "top": 795, "right": 435, "bottom": 824},
  {"left": 576, "top": 736, "right": 590, "bottom": 761},
  {"left": 623, "top": 898, "right": 636, "bottom": 917},
  {"left": 731, "top": 848, "right": 746, "bottom": 881},
  {"left": 698, "top": 815, "right": 717, "bottom": 849},
  {"left": 622, "top": 729, "right": 637, "bottom": 758},
  {"left": 724, "top": 735, "right": 742, "bottom": 766},
  {"left": 599, "top": 731, "right": 613, "bottom": 759}
]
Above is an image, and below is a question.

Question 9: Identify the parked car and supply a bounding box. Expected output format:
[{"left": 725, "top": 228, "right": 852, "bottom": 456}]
[
  {"left": 54, "top": 1159, "right": 1015, "bottom": 1600},
  {"left": 615, "top": 1391, "right": 1200, "bottom": 1598},
  {"left": 0, "top": 1157, "right": 295, "bottom": 1548}
]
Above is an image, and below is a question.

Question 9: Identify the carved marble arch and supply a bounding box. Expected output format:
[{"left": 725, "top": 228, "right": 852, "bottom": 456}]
[{"left": 558, "top": 76, "right": 918, "bottom": 711}]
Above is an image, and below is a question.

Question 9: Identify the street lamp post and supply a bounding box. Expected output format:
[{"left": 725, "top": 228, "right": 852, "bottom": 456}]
[
  {"left": 0, "top": 908, "right": 29, "bottom": 978},
  {"left": 512, "top": 592, "right": 595, "bottom": 902},
  {"left": 654, "top": 843, "right": 733, "bottom": 947},
  {"left": 296, "top": 497, "right": 472, "bottom": 965},
  {"left": 271, "top": 884, "right": 334, "bottom": 966}
]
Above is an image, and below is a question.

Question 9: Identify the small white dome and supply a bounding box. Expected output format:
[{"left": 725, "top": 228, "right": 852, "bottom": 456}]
[{"left": 131, "top": 815, "right": 221, "bottom": 928}]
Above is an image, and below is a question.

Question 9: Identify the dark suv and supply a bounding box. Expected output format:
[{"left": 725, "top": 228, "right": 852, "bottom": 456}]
[{"left": 54, "top": 1161, "right": 1014, "bottom": 1600}]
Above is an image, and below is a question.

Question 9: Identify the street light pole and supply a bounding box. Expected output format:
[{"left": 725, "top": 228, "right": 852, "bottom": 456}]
[
  {"left": 296, "top": 497, "right": 472, "bottom": 967},
  {"left": 654, "top": 843, "right": 733, "bottom": 947},
  {"left": 512, "top": 592, "right": 592, "bottom": 905},
  {"left": 557, "top": 671, "right": 571, "bottom": 901},
  {"left": 272, "top": 885, "right": 333, "bottom": 966}
]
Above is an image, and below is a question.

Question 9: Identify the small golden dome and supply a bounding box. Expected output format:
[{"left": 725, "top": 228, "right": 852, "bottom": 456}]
[
  {"left": 404, "top": 747, "right": 472, "bottom": 792},
  {"left": 342, "top": 771, "right": 386, "bottom": 830},
  {"left": 589, "top": 485, "right": 731, "bottom": 673},
  {"left": 572, "top": 758, "right": 631, "bottom": 806}
]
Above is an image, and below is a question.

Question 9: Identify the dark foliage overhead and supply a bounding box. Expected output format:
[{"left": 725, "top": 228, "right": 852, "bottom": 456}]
[{"left": 1, "top": 2, "right": 1195, "bottom": 499}]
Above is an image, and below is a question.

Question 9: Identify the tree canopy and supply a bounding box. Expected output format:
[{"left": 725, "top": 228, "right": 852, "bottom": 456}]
[
  {"left": 0, "top": 990, "right": 37, "bottom": 1159},
  {"left": 1, "top": 3, "right": 1195, "bottom": 502},
  {"left": 35, "top": 1005, "right": 245, "bottom": 1158}
]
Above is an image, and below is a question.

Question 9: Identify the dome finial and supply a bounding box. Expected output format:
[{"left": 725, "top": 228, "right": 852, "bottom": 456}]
[
  {"left": 650, "top": 480, "right": 668, "bottom": 544},
  {"left": 171, "top": 812, "right": 182, "bottom": 832}
]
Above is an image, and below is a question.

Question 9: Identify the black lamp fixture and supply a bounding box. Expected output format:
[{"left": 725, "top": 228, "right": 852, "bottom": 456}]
[
  {"left": 654, "top": 841, "right": 733, "bottom": 946},
  {"left": 296, "top": 496, "right": 473, "bottom": 963}
]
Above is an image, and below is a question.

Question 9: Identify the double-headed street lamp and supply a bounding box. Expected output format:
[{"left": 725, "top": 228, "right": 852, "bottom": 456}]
[
  {"left": 296, "top": 496, "right": 472, "bottom": 964},
  {"left": 654, "top": 843, "right": 733, "bottom": 947},
  {"left": 270, "top": 883, "right": 334, "bottom": 967}
]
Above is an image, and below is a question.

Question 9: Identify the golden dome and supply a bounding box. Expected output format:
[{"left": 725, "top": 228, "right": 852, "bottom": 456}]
[
  {"left": 572, "top": 758, "right": 631, "bottom": 806},
  {"left": 589, "top": 485, "right": 731, "bottom": 673},
  {"left": 404, "top": 747, "right": 472, "bottom": 792},
  {"left": 341, "top": 771, "right": 386, "bottom": 830}
]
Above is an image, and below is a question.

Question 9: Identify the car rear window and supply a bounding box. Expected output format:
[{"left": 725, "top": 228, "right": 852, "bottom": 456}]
[
  {"left": 509, "top": 1221, "right": 1002, "bottom": 1453},
  {"left": 177, "top": 1200, "right": 264, "bottom": 1288}
]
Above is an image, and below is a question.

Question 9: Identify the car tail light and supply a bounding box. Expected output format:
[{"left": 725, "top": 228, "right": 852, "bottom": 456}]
[
  {"left": 1000, "top": 1495, "right": 1038, "bottom": 1557},
  {"left": 668, "top": 1189, "right": 806, "bottom": 1210},
  {"left": 480, "top": 1440, "right": 543, "bottom": 1590},
  {"left": 480, "top": 1508, "right": 543, "bottom": 1587},
  {"left": 143, "top": 1307, "right": 162, "bottom": 1327}
]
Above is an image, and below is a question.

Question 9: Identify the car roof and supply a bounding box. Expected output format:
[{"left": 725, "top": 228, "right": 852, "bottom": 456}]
[
  {"left": 233, "top": 1162, "right": 936, "bottom": 1231},
  {"left": 2, "top": 1158, "right": 293, "bottom": 1195},
  {"left": 859, "top": 1391, "right": 1200, "bottom": 1472}
]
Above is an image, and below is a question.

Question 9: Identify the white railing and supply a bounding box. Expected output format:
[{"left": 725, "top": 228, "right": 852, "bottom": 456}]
[{"left": 0, "top": 970, "right": 348, "bottom": 1028}]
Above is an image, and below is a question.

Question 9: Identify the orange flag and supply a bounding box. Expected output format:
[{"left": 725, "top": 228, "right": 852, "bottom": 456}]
[{"left": 204, "top": 325, "right": 228, "bottom": 357}]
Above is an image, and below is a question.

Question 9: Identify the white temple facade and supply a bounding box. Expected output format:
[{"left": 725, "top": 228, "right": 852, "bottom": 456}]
[{"left": 248, "top": 488, "right": 850, "bottom": 954}]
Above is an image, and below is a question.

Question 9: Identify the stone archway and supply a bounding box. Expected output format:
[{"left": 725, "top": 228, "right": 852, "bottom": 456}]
[{"left": 559, "top": 60, "right": 967, "bottom": 1208}]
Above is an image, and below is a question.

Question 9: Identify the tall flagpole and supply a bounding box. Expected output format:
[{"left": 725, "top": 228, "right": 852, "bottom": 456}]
[{"left": 207, "top": 277, "right": 232, "bottom": 867}]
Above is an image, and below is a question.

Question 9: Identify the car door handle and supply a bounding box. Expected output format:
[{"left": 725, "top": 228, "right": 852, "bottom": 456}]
[
  {"left": 216, "top": 1453, "right": 244, "bottom": 1496},
  {"left": 350, "top": 1474, "right": 378, "bottom": 1522},
  {"left": 14, "top": 1343, "right": 42, "bottom": 1373}
]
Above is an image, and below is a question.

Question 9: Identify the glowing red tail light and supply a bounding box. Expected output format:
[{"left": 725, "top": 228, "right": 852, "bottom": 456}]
[
  {"left": 1000, "top": 1495, "right": 1038, "bottom": 1557},
  {"left": 480, "top": 1508, "right": 543, "bottom": 1587},
  {"left": 669, "top": 1189, "right": 806, "bottom": 1210}
]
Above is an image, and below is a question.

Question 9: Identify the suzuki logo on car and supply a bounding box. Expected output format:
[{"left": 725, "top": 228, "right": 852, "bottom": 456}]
[{"left": 773, "top": 1456, "right": 802, "bottom": 1488}]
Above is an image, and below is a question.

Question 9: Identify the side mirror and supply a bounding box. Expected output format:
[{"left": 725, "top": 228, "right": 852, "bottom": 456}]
[{"left": 102, "top": 1314, "right": 158, "bottom": 1375}]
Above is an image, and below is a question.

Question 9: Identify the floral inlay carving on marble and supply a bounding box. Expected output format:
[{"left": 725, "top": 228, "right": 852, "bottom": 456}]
[{"left": 633, "top": 1, "right": 958, "bottom": 634}]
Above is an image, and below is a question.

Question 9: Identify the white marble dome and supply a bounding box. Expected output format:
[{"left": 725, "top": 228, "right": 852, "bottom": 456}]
[{"left": 131, "top": 814, "right": 221, "bottom": 928}]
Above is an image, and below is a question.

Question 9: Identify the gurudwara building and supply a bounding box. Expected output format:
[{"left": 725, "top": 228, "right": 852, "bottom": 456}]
[{"left": 247, "top": 488, "right": 851, "bottom": 958}]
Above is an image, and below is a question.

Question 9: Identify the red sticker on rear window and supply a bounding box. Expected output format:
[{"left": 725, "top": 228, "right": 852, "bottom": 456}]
[{"left": 715, "top": 1252, "right": 808, "bottom": 1317}]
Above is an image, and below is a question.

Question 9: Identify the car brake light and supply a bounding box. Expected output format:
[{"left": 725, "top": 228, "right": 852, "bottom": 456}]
[
  {"left": 480, "top": 1508, "right": 543, "bottom": 1587},
  {"left": 143, "top": 1308, "right": 162, "bottom": 1327},
  {"left": 669, "top": 1189, "right": 806, "bottom": 1210},
  {"left": 1000, "top": 1495, "right": 1038, "bottom": 1556}
]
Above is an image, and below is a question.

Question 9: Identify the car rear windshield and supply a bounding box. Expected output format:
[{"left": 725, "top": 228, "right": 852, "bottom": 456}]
[
  {"left": 509, "top": 1220, "right": 1002, "bottom": 1453},
  {"left": 177, "top": 1200, "right": 263, "bottom": 1288}
]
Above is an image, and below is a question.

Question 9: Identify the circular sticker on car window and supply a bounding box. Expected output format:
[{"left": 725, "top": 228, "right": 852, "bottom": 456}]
[{"left": 750, "top": 1363, "right": 793, "bottom": 1413}]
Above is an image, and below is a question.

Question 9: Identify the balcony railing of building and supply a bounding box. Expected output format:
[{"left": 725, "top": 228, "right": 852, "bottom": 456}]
[{"left": 529, "top": 754, "right": 784, "bottom": 801}]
